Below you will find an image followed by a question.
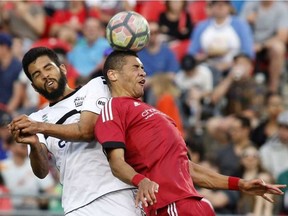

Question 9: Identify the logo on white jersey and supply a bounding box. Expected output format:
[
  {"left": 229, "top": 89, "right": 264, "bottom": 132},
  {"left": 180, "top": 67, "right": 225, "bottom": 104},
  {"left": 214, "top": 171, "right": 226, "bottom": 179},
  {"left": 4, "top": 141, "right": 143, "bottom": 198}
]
[
  {"left": 42, "top": 114, "right": 48, "bottom": 122},
  {"left": 134, "top": 102, "right": 141, "bottom": 107},
  {"left": 96, "top": 97, "right": 108, "bottom": 110},
  {"left": 74, "top": 96, "right": 85, "bottom": 107}
]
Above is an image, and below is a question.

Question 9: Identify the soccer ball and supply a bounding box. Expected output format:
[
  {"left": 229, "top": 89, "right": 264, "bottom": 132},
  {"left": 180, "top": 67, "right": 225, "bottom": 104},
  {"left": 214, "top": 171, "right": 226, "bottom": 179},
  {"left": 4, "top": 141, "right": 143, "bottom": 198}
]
[{"left": 106, "top": 11, "right": 150, "bottom": 52}]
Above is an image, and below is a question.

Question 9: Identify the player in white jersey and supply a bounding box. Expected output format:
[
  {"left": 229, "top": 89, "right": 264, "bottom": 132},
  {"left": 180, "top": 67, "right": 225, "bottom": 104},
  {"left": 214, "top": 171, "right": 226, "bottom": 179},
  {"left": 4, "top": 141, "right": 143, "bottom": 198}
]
[{"left": 9, "top": 47, "right": 143, "bottom": 216}]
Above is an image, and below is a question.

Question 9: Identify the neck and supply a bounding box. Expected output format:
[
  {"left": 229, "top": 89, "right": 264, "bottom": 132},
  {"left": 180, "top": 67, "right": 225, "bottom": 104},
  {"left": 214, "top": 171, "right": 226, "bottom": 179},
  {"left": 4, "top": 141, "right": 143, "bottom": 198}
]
[
  {"left": 13, "top": 156, "right": 26, "bottom": 166},
  {"left": 49, "top": 86, "right": 74, "bottom": 104},
  {"left": 215, "top": 17, "right": 227, "bottom": 25}
]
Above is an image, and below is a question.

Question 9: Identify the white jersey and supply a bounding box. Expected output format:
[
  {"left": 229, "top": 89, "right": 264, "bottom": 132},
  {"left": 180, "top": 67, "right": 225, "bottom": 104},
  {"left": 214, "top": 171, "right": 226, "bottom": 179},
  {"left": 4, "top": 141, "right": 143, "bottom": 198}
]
[{"left": 29, "top": 77, "right": 134, "bottom": 214}]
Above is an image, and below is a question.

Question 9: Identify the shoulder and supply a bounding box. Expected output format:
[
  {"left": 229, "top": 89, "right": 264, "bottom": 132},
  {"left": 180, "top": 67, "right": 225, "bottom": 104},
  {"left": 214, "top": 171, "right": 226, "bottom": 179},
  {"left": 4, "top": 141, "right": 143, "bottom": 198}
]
[
  {"left": 195, "top": 19, "right": 212, "bottom": 31},
  {"left": 231, "top": 16, "right": 248, "bottom": 27},
  {"left": 260, "top": 135, "right": 280, "bottom": 151},
  {"left": 86, "top": 76, "right": 107, "bottom": 87}
]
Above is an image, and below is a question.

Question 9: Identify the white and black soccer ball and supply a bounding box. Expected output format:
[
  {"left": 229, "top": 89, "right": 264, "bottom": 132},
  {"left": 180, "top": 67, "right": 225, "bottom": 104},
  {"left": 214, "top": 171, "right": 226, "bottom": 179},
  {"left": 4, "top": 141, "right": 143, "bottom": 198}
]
[{"left": 106, "top": 11, "right": 150, "bottom": 52}]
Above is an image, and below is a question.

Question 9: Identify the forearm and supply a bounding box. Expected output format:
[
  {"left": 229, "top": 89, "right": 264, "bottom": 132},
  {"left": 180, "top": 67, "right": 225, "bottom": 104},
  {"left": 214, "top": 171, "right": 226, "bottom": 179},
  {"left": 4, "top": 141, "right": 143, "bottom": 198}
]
[
  {"left": 29, "top": 143, "right": 49, "bottom": 179},
  {"left": 38, "top": 122, "right": 94, "bottom": 142},
  {"left": 22, "top": 13, "right": 45, "bottom": 35},
  {"left": 109, "top": 156, "right": 139, "bottom": 186},
  {"left": 190, "top": 161, "right": 230, "bottom": 189},
  {"left": 210, "top": 76, "right": 233, "bottom": 104}
]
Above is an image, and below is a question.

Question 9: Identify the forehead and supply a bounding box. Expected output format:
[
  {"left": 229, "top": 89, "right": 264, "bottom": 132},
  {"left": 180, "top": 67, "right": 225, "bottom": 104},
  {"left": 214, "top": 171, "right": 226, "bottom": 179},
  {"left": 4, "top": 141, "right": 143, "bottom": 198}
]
[
  {"left": 28, "top": 55, "right": 54, "bottom": 71},
  {"left": 124, "top": 55, "right": 143, "bottom": 66}
]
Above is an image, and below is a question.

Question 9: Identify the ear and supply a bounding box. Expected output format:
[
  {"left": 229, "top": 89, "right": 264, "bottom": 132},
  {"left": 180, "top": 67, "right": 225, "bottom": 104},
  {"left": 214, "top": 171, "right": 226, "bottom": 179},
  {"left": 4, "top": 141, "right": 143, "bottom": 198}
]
[
  {"left": 107, "top": 69, "right": 118, "bottom": 82},
  {"left": 59, "top": 64, "right": 67, "bottom": 75}
]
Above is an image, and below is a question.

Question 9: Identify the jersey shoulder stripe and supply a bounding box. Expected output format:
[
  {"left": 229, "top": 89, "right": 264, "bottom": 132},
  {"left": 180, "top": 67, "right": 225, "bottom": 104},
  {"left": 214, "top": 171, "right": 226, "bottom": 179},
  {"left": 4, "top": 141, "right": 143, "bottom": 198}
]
[
  {"left": 44, "top": 109, "right": 80, "bottom": 139},
  {"left": 102, "top": 98, "right": 113, "bottom": 122}
]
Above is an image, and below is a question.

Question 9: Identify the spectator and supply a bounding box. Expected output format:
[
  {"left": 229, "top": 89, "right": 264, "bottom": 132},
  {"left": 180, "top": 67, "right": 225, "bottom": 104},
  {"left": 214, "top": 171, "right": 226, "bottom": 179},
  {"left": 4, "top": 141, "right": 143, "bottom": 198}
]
[
  {"left": 0, "top": 33, "right": 22, "bottom": 112},
  {"left": 6, "top": 70, "right": 39, "bottom": 116},
  {"left": 175, "top": 54, "right": 214, "bottom": 127},
  {"left": 251, "top": 92, "right": 284, "bottom": 148},
  {"left": 188, "top": 0, "right": 254, "bottom": 76},
  {"left": 137, "top": 21, "right": 179, "bottom": 79},
  {"left": 0, "top": 137, "right": 55, "bottom": 210},
  {"left": 210, "top": 53, "right": 266, "bottom": 116},
  {"left": 0, "top": 172, "right": 12, "bottom": 212},
  {"left": 158, "top": 0, "right": 193, "bottom": 42},
  {"left": 240, "top": 1, "right": 288, "bottom": 93},
  {"left": 0, "top": 110, "right": 12, "bottom": 161},
  {"left": 216, "top": 115, "right": 254, "bottom": 176},
  {"left": 86, "top": 0, "right": 136, "bottom": 25},
  {"left": 236, "top": 146, "right": 274, "bottom": 215},
  {"left": 197, "top": 158, "right": 239, "bottom": 215},
  {"left": 149, "top": 73, "right": 184, "bottom": 136},
  {"left": 68, "top": 17, "right": 110, "bottom": 77},
  {"left": 49, "top": 1, "right": 88, "bottom": 37},
  {"left": 1, "top": 1, "right": 46, "bottom": 45},
  {"left": 277, "top": 169, "right": 288, "bottom": 215},
  {"left": 260, "top": 110, "right": 288, "bottom": 180}
]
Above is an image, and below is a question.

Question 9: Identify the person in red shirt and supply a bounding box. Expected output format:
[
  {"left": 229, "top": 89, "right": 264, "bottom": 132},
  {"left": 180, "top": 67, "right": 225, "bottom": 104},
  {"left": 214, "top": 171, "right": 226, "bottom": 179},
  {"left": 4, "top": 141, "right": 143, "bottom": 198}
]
[{"left": 95, "top": 51, "right": 285, "bottom": 216}]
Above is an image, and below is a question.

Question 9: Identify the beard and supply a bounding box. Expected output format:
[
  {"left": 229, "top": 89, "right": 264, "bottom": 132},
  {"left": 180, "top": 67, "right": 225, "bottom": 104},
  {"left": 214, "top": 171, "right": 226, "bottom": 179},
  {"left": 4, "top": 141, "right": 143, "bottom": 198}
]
[{"left": 34, "top": 70, "right": 67, "bottom": 101}]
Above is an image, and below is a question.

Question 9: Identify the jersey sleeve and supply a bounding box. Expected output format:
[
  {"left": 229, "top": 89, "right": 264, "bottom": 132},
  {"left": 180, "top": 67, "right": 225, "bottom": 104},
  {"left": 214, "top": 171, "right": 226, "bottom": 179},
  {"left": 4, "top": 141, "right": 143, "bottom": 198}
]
[
  {"left": 81, "top": 77, "right": 111, "bottom": 115},
  {"left": 95, "top": 98, "right": 126, "bottom": 150}
]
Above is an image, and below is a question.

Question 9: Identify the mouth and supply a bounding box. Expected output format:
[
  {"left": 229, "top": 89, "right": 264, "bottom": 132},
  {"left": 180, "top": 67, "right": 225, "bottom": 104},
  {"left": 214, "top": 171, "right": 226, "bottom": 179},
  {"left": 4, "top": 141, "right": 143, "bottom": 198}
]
[
  {"left": 45, "top": 79, "right": 56, "bottom": 89},
  {"left": 139, "top": 79, "right": 146, "bottom": 86}
]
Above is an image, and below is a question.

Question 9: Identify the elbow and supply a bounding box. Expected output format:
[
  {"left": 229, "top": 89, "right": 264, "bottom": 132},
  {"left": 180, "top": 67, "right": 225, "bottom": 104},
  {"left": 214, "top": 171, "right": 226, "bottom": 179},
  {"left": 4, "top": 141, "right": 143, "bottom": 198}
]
[
  {"left": 34, "top": 170, "right": 48, "bottom": 179},
  {"left": 81, "top": 132, "right": 95, "bottom": 142}
]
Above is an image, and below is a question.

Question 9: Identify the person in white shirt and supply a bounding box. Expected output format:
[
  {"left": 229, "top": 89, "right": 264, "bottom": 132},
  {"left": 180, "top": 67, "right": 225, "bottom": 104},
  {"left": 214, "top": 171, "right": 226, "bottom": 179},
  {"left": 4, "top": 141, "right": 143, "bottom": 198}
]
[{"left": 9, "top": 47, "right": 143, "bottom": 216}]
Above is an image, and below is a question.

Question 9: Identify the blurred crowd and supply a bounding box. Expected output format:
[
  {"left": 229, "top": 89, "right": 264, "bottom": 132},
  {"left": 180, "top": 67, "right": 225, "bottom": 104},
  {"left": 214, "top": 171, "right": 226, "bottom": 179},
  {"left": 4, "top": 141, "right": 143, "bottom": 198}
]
[{"left": 1, "top": 0, "right": 288, "bottom": 215}]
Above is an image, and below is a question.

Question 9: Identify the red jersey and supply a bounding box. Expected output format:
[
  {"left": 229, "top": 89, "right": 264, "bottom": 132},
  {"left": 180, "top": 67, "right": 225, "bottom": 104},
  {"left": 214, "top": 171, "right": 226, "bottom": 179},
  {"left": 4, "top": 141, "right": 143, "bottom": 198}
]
[{"left": 95, "top": 97, "right": 202, "bottom": 210}]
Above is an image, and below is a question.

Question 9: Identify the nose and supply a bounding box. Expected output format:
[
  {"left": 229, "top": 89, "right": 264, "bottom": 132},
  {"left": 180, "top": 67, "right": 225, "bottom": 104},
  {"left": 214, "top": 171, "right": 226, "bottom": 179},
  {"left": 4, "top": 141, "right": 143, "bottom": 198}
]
[
  {"left": 140, "top": 69, "right": 146, "bottom": 77},
  {"left": 40, "top": 70, "right": 50, "bottom": 80}
]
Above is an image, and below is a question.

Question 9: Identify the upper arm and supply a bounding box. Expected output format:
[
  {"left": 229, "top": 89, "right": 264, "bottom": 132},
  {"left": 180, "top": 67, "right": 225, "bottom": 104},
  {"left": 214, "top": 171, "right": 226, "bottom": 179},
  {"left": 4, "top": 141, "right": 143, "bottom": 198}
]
[{"left": 79, "top": 110, "right": 99, "bottom": 141}]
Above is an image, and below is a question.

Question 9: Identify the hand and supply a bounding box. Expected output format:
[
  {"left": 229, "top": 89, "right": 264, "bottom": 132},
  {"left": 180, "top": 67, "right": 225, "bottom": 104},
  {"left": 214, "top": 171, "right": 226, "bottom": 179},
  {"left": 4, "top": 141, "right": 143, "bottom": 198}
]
[
  {"left": 8, "top": 115, "right": 41, "bottom": 135},
  {"left": 254, "top": 43, "right": 264, "bottom": 53},
  {"left": 239, "top": 178, "right": 286, "bottom": 203},
  {"left": 135, "top": 178, "right": 159, "bottom": 208},
  {"left": 10, "top": 127, "right": 39, "bottom": 147}
]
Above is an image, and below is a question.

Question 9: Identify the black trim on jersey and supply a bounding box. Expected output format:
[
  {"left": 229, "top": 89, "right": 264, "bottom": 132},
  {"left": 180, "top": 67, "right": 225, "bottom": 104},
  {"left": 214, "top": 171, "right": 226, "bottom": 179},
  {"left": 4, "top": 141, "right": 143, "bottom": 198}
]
[
  {"left": 102, "top": 142, "right": 126, "bottom": 158},
  {"left": 49, "top": 86, "right": 82, "bottom": 107},
  {"left": 103, "top": 142, "right": 126, "bottom": 150},
  {"left": 101, "top": 76, "right": 107, "bottom": 85},
  {"left": 44, "top": 109, "right": 81, "bottom": 139}
]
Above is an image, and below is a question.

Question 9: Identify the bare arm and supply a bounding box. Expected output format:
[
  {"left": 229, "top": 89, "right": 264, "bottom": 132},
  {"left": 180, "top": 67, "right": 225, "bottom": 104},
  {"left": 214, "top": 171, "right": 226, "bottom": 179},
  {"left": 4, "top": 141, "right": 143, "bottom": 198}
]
[
  {"left": 189, "top": 161, "right": 285, "bottom": 202},
  {"left": 15, "top": 2, "right": 45, "bottom": 36},
  {"left": 210, "top": 74, "right": 234, "bottom": 105},
  {"left": 11, "top": 130, "right": 49, "bottom": 179},
  {"left": 9, "top": 111, "right": 97, "bottom": 142},
  {"left": 6, "top": 82, "right": 25, "bottom": 114},
  {"left": 107, "top": 148, "right": 159, "bottom": 207},
  {"left": 190, "top": 160, "right": 229, "bottom": 189}
]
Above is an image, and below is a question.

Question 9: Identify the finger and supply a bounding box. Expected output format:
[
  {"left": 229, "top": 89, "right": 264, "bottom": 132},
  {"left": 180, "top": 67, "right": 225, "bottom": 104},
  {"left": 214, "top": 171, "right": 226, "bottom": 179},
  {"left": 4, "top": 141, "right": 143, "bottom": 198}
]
[
  {"left": 265, "top": 184, "right": 285, "bottom": 194},
  {"left": 260, "top": 178, "right": 266, "bottom": 186},
  {"left": 144, "top": 191, "right": 154, "bottom": 206},
  {"left": 154, "top": 184, "right": 159, "bottom": 193},
  {"left": 262, "top": 194, "right": 274, "bottom": 203},
  {"left": 142, "top": 196, "right": 149, "bottom": 207},
  {"left": 148, "top": 189, "right": 157, "bottom": 204},
  {"left": 135, "top": 192, "right": 141, "bottom": 208}
]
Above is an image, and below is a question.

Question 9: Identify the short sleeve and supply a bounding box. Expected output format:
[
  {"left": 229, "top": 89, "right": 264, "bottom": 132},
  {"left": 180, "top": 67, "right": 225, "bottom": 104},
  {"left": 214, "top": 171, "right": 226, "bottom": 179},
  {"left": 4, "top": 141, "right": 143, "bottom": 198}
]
[
  {"left": 95, "top": 98, "right": 126, "bottom": 149},
  {"left": 81, "top": 77, "right": 111, "bottom": 115}
]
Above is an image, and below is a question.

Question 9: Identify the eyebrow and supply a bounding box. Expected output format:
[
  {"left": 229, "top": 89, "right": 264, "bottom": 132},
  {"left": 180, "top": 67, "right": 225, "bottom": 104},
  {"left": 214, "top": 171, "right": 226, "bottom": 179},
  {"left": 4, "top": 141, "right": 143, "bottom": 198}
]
[{"left": 133, "top": 64, "right": 144, "bottom": 69}]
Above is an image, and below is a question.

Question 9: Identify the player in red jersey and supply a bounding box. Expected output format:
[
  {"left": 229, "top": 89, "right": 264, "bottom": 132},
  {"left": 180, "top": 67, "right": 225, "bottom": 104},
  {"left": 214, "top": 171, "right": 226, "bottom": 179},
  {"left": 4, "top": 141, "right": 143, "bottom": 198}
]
[{"left": 95, "top": 51, "right": 285, "bottom": 216}]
